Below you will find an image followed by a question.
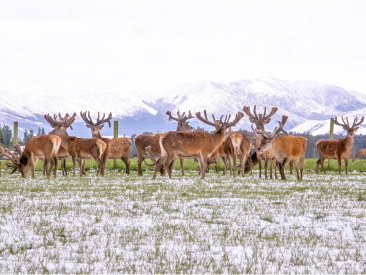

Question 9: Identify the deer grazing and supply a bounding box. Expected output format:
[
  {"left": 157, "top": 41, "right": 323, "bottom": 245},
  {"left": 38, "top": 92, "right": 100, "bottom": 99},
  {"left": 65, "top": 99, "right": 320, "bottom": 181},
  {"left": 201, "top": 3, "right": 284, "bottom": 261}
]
[
  {"left": 353, "top": 148, "right": 366, "bottom": 162},
  {"left": 134, "top": 110, "right": 194, "bottom": 176},
  {"left": 256, "top": 116, "right": 307, "bottom": 180},
  {"left": 80, "top": 111, "right": 132, "bottom": 174},
  {"left": 316, "top": 116, "right": 364, "bottom": 174},
  {"left": 243, "top": 105, "right": 278, "bottom": 179},
  {"left": 44, "top": 113, "right": 107, "bottom": 177},
  {"left": 0, "top": 135, "right": 61, "bottom": 178},
  {"left": 152, "top": 110, "right": 244, "bottom": 179}
]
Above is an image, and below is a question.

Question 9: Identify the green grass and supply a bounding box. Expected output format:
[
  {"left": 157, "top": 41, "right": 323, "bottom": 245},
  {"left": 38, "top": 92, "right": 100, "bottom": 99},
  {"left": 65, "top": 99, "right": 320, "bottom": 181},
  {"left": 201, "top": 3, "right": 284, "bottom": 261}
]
[{"left": 2, "top": 158, "right": 365, "bottom": 174}]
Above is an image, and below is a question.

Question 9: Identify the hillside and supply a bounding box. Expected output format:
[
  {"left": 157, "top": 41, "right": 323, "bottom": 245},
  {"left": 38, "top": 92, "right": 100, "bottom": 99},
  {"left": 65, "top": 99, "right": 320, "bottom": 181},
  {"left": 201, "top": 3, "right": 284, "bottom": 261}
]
[{"left": 1, "top": 78, "right": 365, "bottom": 138}]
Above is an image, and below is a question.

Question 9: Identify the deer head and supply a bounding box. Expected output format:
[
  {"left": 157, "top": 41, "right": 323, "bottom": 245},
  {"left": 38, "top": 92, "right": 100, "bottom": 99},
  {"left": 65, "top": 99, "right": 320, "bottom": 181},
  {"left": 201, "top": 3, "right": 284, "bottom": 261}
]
[
  {"left": 80, "top": 111, "right": 112, "bottom": 138},
  {"left": 334, "top": 116, "right": 364, "bottom": 139},
  {"left": 0, "top": 145, "right": 28, "bottom": 177},
  {"left": 256, "top": 116, "right": 289, "bottom": 155},
  {"left": 166, "top": 110, "right": 195, "bottom": 132}
]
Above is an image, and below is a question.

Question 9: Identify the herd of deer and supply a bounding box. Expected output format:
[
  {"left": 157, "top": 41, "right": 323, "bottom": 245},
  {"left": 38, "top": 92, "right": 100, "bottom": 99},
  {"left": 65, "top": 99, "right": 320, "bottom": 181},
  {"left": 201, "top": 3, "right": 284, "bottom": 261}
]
[{"left": 0, "top": 105, "right": 364, "bottom": 180}]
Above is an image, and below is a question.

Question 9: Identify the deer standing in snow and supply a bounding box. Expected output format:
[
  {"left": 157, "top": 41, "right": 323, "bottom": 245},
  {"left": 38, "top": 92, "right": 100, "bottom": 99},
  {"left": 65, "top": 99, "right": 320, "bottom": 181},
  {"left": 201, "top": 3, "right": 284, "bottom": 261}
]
[
  {"left": 316, "top": 116, "right": 364, "bottom": 174},
  {"left": 80, "top": 111, "right": 132, "bottom": 174}
]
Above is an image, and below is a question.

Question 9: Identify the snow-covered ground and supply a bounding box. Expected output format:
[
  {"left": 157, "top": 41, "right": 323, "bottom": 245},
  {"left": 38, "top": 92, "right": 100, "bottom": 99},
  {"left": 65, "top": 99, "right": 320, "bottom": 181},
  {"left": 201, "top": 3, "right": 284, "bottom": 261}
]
[{"left": 0, "top": 170, "right": 365, "bottom": 273}]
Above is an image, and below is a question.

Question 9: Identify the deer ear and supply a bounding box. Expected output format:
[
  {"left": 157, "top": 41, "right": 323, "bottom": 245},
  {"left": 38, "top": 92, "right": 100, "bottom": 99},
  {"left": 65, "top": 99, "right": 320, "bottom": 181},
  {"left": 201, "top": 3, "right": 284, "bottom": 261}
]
[
  {"left": 354, "top": 127, "right": 359, "bottom": 132},
  {"left": 86, "top": 125, "right": 93, "bottom": 128},
  {"left": 99, "top": 125, "right": 104, "bottom": 130}
]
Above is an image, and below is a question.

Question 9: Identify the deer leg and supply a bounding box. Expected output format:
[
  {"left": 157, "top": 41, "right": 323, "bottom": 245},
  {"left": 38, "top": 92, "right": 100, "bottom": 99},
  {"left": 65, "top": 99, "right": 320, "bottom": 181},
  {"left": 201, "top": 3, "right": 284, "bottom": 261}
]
[
  {"left": 72, "top": 157, "right": 76, "bottom": 177},
  {"left": 53, "top": 156, "right": 58, "bottom": 178},
  {"left": 241, "top": 155, "right": 247, "bottom": 177},
  {"left": 344, "top": 158, "right": 348, "bottom": 175},
  {"left": 222, "top": 156, "right": 227, "bottom": 175},
  {"left": 294, "top": 160, "right": 300, "bottom": 180},
  {"left": 316, "top": 159, "right": 320, "bottom": 174},
  {"left": 264, "top": 157, "right": 269, "bottom": 179},
  {"left": 300, "top": 155, "right": 305, "bottom": 180},
  {"left": 278, "top": 163, "right": 285, "bottom": 180},
  {"left": 31, "top": 156, "right": 38, "bottom": 179},
  {"left": 137, "top": 153, "right": 144, "bottom": 176},
  {"left": 153, "top": 157, "right": 164, "bottom": 179},
  {"left": 337, "top": 157, "right": 342, "bottom": 174},
  {"left": 228, "top": 155, "right": 233, "bottom": 175},
  {"left": 274, "top": 160, "right": 278, "bottom": 179},
  {"left": 122, "top": 154, "right": 130, "bottom": 175},
  {"left": 200, "top": 155, "right": 208, "bottom": 180},
  {"left": 43, "top": 160, "right": 47, "bottom": 176},
  {"left": 180, "top": 158, "right": 185, "bottom": 176},
  {"left": 168, "top": 159, "right": 175, "bottom": 178},
  {"left": 46, "top": 157, "right": 53, "bottom": 179},
  {"left": 289, "top": 162, "right": 293, "bottom": 175},
  {"left": 232, "top": 152, "right": 237, "bottom": 178},
  {"left": 258, "top": 155, "right": 262, "bottom": 179}
]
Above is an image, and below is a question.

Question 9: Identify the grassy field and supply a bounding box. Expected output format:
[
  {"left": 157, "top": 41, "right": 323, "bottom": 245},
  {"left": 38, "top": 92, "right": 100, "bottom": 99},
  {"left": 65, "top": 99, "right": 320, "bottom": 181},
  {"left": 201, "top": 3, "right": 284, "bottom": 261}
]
[{"left": 0, "top": 159, "right": 365, "bottom": 273}]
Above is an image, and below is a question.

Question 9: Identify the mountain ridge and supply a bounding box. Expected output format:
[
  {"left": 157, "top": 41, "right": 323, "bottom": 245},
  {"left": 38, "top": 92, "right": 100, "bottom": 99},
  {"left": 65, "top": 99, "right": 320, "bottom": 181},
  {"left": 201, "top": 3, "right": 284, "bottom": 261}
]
[{"left": 1, "top": 78, "right": 365, "bottom": 138}]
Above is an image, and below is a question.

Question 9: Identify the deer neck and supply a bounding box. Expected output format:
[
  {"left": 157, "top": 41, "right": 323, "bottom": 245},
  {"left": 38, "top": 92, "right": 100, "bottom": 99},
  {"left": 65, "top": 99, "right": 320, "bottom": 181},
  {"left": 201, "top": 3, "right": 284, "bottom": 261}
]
[
  {"left": 343, "top": 134, "right": 354, "bottom": 148},
  {"left": 92, "top": 130, "right": 102, "bottom": 139}
]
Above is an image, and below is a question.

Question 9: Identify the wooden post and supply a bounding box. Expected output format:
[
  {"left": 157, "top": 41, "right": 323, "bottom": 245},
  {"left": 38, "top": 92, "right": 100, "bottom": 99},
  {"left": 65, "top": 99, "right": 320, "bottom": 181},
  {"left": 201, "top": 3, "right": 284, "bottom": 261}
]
[
  {"left": 114, "top": 121, "right": 118, "bottom": 168},
  {"left": 13, "top": 122, "right": 18, "bottom": 147},
  {"left": 328, "top": 118, "right": 334, "bottom": 169}
]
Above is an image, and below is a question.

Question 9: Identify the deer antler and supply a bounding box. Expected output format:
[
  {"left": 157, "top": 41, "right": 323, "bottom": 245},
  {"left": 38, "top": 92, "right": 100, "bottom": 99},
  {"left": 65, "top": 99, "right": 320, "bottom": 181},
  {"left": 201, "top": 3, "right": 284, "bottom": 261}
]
[
  {"left": 181, "top": 111, "right": 195, "bottom": 122},
  {"left": 351, "top": 116, "right": 364, "bottom": 129},
  {"left": 81, "top": 111, "right": 112, "bottom": 127},
  {"left": 166, "top": 110, "right": 194, "bottom": 122},
  {"left": 264, "top": 116, "right": 288, "bottom": 138},
  {"left": 335, "top": 116, "right": 351, "bottom": 130},
  {"left": 0, "top": 145, "right": 21, "bottom": 174},
  {"left": 195, "top": 110, "right": 244, "bottom": 129},
  {"left": 243, "top": 105, "right": 278, "bottom": 130}
]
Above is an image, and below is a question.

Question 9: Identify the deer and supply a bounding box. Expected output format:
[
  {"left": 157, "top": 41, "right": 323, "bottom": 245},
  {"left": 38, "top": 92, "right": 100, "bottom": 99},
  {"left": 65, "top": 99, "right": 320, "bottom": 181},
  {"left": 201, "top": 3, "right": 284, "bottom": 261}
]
[
  {"left": 207, "top": 135, "right": 234, "bottom": 175},
  {"left": 0, "top": 134, "right": 61, "bottom": 179},
  {"left": 151, "top": 110, "right": 244, "bottom": 180},
  {"left": 44, "top": 113, "right": 107, "bottom": 177},
  {"left": 134, "top": 110, "right": 194, "bottom": 176},
  {"left": 230, "top": 131, "right": 252, "bottom": 177},
  {"left": 316, "top": 116, "right": 364, "bottom": 174},
  {"left": 353, "top": 148, "right": 366, "bottom": 162},
  {"left": 80, "top": 111, "right": 132, "bottom": 174},
  {"left": 256, "top": 116, "right": 307, "bottom": 180},
  {"left": 243, "top": 105, "right": 279, "bottom": 179}
]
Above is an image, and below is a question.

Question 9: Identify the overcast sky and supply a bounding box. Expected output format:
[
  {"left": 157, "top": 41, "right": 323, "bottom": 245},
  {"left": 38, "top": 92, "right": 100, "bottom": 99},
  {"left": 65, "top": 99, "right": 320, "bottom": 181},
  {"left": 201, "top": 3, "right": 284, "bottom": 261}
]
[{"left": 1, "top": 0, "right": 366, "bottom": 96}]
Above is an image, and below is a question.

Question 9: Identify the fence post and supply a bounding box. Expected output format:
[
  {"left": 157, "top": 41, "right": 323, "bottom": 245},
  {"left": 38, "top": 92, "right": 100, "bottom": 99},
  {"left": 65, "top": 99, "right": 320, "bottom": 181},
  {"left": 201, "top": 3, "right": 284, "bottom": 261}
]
[
  {"left": 114, "top": 121, "right": 118, "bottom": 168},
  {"left": 328, "top": 118, "right": 334, "bottom": 169},
  {"left": 13, "top": 122, "right": 18, "bottom": 147}
]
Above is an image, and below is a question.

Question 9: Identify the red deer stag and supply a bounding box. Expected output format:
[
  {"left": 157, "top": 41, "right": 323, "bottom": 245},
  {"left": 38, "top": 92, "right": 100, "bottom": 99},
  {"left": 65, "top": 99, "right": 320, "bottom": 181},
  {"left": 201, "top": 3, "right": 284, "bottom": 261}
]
[
  {"left": 80, "top": 111, "right": 132, "bottom": 174},
  {"left": 134, "top": 110, "right": 194, "bottom": 176},
  {"left": 256, "top": 116, "right": 307, "bottom": 180},
  {"left": 42, "top": 113, "right": 80, "bottom": 176},
  {"left": 243, "top": 105, "right": 278, "bottom": 179},
  {"left": 353, "top": 148, "right": 366, "bottom": 162},
  {"left": 152, "top": 110, "right": 244, "bottom": 179},
  {"left": 0, "top": 135, "right": 61, "bottom": 178},
  {"left": 44, "top": 113, "right": 107, "bottom": 177},
  {"left": 316, "top": 116, "right": 364, "bottom": 174}
]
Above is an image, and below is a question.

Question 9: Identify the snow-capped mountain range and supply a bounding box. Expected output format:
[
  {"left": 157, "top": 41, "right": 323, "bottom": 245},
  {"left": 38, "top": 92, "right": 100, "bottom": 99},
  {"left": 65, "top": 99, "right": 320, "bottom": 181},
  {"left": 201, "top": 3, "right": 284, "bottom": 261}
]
[{"left": 1, "top": 78, "right": 366, "bottom": 138}]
